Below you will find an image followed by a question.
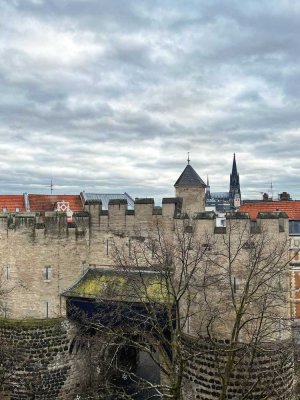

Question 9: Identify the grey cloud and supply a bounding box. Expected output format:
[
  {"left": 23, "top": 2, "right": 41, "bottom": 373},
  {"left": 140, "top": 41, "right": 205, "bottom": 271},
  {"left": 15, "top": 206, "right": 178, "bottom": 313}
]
[{"left": 0, "top": 0, "right": 300, "bottom": 199}]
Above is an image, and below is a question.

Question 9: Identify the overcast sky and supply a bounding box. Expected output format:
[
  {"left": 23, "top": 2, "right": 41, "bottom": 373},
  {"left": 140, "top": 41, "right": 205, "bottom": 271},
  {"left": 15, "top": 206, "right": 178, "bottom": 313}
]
[{"left": 1, "top": 0, "right": 300, "bottom": 201}]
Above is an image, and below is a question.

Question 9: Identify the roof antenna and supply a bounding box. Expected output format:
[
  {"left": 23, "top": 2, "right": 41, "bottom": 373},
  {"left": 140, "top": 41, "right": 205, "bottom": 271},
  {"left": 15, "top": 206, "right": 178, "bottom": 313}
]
[
  {"left": 49, "top": 177, "right": 54, "bottom": 195},
  {"left": 270, "top": 180, "right": 273, "bottom": 200},
  {"left": 187, "top": 152, "right": 190, "bottom": 165}
]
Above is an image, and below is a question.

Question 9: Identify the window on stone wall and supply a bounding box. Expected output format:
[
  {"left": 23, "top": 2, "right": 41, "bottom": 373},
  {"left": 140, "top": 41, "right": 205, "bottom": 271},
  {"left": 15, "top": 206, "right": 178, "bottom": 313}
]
[
  {"left": 279, "top": 219, "right": 285, "bottom": 233},
  {"left": 232, "top": 276, "right": 240, "bottom": 293},
  {"left": 81, "top": 261, "right": 87, "bottom": 275},
  {"left": 290, "top": 221, "right": 300, "bottom": 234},
  {"left": 184, "top": 225, "right": 193, "bottom": 233},
  {"left": 242, "top": 240, "right": 255, "bottom": 250},
  {"left": 186, "top": 315, "right": 191, "bottom": 334},
  {"left": 106, "top": 239, "right": 109, "bottom": 256},
  {"left": 46, "top": 301, "right": 49, "bottom": 318},
  {"left": 1, "top": 302, "right": 8, "bottom": 318},
  {"left": 5, "top": 265, "right": 10, "bottom": 280},
  {"left": 44, "top": 266, "right": 52, "bottom": 281},
  {"left": 151, "top": 243, "right": 155, "bottom": 259},
  {"left": 250, "top": 220, "right": 261, "bottom": 234}
]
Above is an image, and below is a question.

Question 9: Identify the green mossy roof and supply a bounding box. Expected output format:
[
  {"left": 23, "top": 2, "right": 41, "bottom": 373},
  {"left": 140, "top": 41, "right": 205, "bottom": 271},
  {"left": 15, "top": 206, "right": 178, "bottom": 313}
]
[
  {"left": 193, "top": 212, "right": 216, "bottom": 220},
  {"left": 63, "top": 268, "right": 169, "bottom": 304},
  {"left": 258, "top": 211, "right": 288, "bottom": 219},
  {"left": 0, "top": 317, "right": 64, "bottom": 328},
  {"left": 226, "top": 212, "right": 250, "bottom": 219}
]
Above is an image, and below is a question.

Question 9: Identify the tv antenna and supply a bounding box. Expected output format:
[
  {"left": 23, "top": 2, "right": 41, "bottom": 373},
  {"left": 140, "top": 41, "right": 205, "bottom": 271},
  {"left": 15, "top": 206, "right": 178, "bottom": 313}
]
[
  {"left": 48, "top": 177, "right": 54, "bottom": 195},
  {"left": 270, "top": 180, "right": 273, "bottom": 200}
]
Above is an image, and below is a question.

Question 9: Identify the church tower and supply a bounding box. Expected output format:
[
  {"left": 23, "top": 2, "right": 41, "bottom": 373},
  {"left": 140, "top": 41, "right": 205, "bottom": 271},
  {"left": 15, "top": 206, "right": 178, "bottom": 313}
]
[
  {"left": 174, "top": 158, "right": 206, "bottom": 216},
  {"left": 205, "top": 176, "right": 211, "bottom": 200},
  {"left": 229, "top": 153, "right": 241, "bottom": 207}
]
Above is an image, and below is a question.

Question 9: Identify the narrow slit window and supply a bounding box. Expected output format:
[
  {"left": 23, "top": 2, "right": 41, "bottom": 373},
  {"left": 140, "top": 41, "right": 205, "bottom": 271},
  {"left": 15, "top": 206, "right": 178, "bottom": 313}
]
[
  {"left": 3, "top": 303, "right": 8, "bottom": 318},
  {"left": 44, "top": 266, "right": 52, "bottom": 281},
  {"left": 232, "top": 276, "right": 240, "bottom": 293},
  {"left": 187, "top": 315, "right": 191, "bottom": 334},
  {"left": 151, "top": 243, "right": 155, "bottom": 259}
]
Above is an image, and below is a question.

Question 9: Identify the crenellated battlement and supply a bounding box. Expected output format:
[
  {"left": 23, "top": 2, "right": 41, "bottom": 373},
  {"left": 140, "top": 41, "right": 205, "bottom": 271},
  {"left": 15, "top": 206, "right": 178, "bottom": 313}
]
[
  {"left": 0, "top": 207, "right": 288, "bottom": 240},
  {"left": 79, "top": 197, "right": 291, "bottom": 238},
  {"left": 86, "top": 197, "right": 183, "bottom": 232},
  {"left": 0, "top": 211, "right": 90, "bottom": 239}
]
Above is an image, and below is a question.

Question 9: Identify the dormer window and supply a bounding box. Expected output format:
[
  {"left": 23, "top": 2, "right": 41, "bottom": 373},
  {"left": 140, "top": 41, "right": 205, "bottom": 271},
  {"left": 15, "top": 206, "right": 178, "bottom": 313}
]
[
  {"left": 2, "top": 207, "right": 7, "bottom": 213},
  {"left": 15, "top": 207, "right": 19, "bottom": 213}
]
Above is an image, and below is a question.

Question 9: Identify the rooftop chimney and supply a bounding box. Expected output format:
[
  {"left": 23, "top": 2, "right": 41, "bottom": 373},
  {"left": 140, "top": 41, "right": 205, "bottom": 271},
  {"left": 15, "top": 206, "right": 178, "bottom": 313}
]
[
  {"left": 263, "top": 193, "right": 269, "bottom": 201},
  {"left": 279, "top": 192, "right": 291, "bottom": 201}
]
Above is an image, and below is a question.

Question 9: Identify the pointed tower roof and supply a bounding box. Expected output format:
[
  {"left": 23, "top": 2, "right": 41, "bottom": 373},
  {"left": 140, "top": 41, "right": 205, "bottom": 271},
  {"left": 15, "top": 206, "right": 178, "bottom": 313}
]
[
  {"left": 174, "top": 164, "right": 206, "bottom": 187},
  {"left": 232, "top": 153, "right": 238, "bottom": 176}
]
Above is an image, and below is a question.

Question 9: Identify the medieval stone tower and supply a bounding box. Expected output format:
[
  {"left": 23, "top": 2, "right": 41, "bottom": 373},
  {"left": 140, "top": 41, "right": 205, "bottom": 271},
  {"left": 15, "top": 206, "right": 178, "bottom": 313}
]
[
  {"left": 174, "top": 161, "right": 206, "bottom": 216},
  {"left": 0, "top": 161, "right": 294, "bottom": 400}
]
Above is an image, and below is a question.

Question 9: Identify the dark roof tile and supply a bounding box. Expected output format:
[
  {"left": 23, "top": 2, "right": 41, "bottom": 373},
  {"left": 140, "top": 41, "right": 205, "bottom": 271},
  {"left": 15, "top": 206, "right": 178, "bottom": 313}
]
[{"left": 174, "top": 164, "right": 206, "bottom": 187}]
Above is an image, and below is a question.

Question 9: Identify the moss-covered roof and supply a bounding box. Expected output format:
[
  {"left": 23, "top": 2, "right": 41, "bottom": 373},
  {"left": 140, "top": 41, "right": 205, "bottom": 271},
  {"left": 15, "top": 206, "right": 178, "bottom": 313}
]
[
  {"left": 63, "top": 268, "right": 169, "bottom": 304},
  {"left": 257, "top": 211, "right": 288, "bottom": 219},
  {"left": 193, "top": 211, "right": 216, "bottom": 220},
  {"left": 226, "top": 212, "right": 250, "bottom": 219}
]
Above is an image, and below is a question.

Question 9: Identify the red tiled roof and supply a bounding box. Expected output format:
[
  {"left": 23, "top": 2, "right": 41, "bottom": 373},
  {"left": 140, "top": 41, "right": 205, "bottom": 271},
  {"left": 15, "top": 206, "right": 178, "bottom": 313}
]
[
  {"left": 0, "top": 195, "right": 25, "bottom": 212},
  {"left": 28, "top": 195, "right": 84, "bottom": 213},
  {"left": 240, "top": 201, "right": 300, "bottom": 220}
]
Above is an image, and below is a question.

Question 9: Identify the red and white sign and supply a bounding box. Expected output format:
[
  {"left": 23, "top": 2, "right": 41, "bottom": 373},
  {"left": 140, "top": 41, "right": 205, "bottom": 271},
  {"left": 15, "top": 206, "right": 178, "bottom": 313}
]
[{"left": 55, "top": 201, "right": 73, "bottom": 222}]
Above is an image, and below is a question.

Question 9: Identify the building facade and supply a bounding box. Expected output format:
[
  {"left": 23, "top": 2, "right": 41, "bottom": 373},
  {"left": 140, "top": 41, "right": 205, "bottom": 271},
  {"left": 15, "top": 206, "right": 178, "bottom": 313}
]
[{"left": 240, "top": 198, "right": 300, "bottom": 320}]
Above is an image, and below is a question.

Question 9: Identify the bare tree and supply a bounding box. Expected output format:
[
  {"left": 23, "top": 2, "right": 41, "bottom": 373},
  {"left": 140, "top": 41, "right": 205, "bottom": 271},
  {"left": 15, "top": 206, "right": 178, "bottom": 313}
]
[{"left": 67, "top": 215, "right": 294, "bottom": 400}]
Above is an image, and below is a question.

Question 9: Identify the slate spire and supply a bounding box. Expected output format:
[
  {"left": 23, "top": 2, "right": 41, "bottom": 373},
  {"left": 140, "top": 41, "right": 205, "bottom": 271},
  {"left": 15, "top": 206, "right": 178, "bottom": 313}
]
[
  {"left": 174, "top": 164, "right": 206, "bottom": 187},
  {"left": 229, "top": 153, "right": 241, "bottom": 204},
  {"left": 232, "top": 153, "right": 237, "bottom": 176},
  {"left": 206, "top": 175, "right": 211, "bottom": 200}
]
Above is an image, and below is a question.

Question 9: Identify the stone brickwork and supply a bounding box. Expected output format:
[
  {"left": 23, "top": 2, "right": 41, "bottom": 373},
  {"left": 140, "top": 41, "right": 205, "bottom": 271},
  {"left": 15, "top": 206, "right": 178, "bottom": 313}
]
[
  {"left": 184, "top": 339, "right": 294, "bottom": 400},
  {"left": 175, "top": 186, "right": 206, "bottom": 216},
  {"left": 0, "top": 191, "right": 294, "bottom": 399},
  {"left": 0, "top": 318, "right": 87, "bottom": 400}
]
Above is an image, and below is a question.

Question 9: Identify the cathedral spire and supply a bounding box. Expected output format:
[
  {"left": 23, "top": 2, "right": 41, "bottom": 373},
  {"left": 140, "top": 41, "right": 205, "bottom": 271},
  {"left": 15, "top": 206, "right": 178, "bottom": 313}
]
[
  {"left": 229, "top": 153, "right": 241, "bottom": 207},
  {"left": 206, "top": 175, "right": 211, "bottom": 200},
  {"left": 232, "top": 153, "right": 237, "bottom": 175}
]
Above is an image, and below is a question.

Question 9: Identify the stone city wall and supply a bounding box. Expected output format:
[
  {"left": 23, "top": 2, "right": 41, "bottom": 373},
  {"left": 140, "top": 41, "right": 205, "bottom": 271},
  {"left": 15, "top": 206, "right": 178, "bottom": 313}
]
[
  {"left": 184, "top": 338, "right": 294, "bottom": 400},
  {"left": 0, "top": 318, "right": 88, "bottom": 400}
]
